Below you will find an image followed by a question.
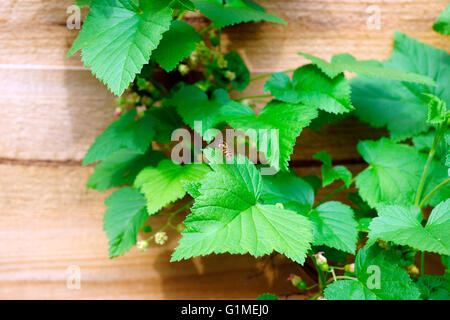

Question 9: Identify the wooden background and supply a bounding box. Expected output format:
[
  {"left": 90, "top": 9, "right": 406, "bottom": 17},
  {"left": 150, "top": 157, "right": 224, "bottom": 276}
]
[{"left": 0, "top": 0, "right": 448, "bottom": 300}]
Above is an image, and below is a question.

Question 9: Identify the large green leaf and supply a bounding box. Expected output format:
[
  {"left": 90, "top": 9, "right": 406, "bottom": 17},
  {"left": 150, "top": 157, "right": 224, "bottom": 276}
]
[
  {"left": 356, "top": 138, "right": 450, "bottom": 208},
  {"left": 260, "top": 171, "right": 315, "bottom": 213},
  {"left": 416, "top": 275, "right": 450, "bottom": 300},
  {"left": 264, "top": 65, "right": 353, "bottom": 114},
  {"left": 83, "top": 109, "right": 155, "bottom": 165},
  {"left": 309, "top": 201, "right": 358, "bottom": 254},
  {"left": 152, "top": 20, "right": 202, "bottom": 72},
  {"left": 87, "top": 149, "right": 165, "bottom": 191},
  {"left": 298, "top": 52, "right": 435, "bottom": 85},
  {"left": 226, "top": 100, "right": 318, "bottom": 171},
  {"left": 104, "top": 187, "right": 148, "bottom": 258},
  {"left": 172, "top": 150, "right": 313, "bottom": 264},
  {"left": 134, "top": 159, "right": 209, "bottom": 215},
  {"left": 193, "top": 0, "right": 286, "bottom": 28},
  {"left": 324, "top": 246, "right": 420, "bottom": 300},
  {"left": 433, "top": 4, "right": 450, "bottom": 35},
  {"left": 68, "top": 0, "right": 173, "bottom": 96},
  {"left": 352, "top": 32, "right": 450, "bottom": 141},
  {"left": 170, "top": 85, "right": 238, "bottom": 142},
  {"left": 368, "top": 201, "right": 450, "bottom": 255}
]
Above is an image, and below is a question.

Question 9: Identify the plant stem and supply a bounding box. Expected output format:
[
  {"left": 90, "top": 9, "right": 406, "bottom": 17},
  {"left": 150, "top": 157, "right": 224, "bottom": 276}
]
[
  {"left": 311, "top": 255, "right": 326, "bottom": 293},
  {"left": 419, "top": 177, "right": 450, "bottom": 208},
  {"left": 250, "top": 69, "right": 296, "bottom": 82},
  {"left": 177, "top": 10, "right": 187, "bottom": 20},
  {"left": 313, "top": 177, "right": 356, "bottom": 209},
  {"left": 199, "top": 25, "right": 213, "bottom": 35},
  {"left": 234, "top": 94, "right": 273, "bottom": 102},
  {"left": 325, "top": 276, "right": 358, "bottom": 285},
  {"left": 414, "top": 121, "right": 447, "bottom": 206},
  {"left": 147, "top": 201, "right": 193, "bottom": 240}
]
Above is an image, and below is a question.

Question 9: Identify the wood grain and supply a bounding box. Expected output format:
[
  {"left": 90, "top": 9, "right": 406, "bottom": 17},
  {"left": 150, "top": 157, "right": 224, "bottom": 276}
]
[
  {"left": 0, "top": 0, "right": 447, "bottom": 299},
  {"left": 0, "top": 164, "right": 355, "bottom": 300}
]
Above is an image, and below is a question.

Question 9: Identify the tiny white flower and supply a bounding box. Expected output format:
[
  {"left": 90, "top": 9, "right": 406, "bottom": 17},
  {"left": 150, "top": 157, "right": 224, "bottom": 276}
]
[
  {"left": 136, "top": 240, "right": 149, "bottom": 252},
  {"left": 155, "top": 232, "right": 168, "bottom": 245}
]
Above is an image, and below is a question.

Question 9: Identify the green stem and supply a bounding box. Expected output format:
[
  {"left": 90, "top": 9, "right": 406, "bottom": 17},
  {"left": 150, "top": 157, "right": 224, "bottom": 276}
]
[
  {"left": 147, "top": 201, "right": 193, "bottom": 239},
  {"left": 325, "top": 276, "right": 358, "bottom": 285},
  {"left": 414, "top": 121, "right": 447, "bottom": 206},
  {"left": 419, "top": 177, "right": 450, "bottom": 208},
  {"left": 250, "top": 69, "right": 296, "bottom": 82},
  {"left": 177, "top": 10, "right": 187, "bottom": 20},
  {"left": 234, "top": 94, "right": 272, "bottom": 102},
  {"left": 199, "top": 25, "right": 213, "bottom": 35},
  {"left": 313, "top": 177, "right": 356, "bottom": 209},
  {"left": 311, "top": 255, "right": 326, "bottom": 292}
]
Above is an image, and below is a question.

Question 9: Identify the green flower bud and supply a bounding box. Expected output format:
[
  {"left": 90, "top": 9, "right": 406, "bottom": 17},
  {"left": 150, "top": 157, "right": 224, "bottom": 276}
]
[{"left": 178, "top": 64, "right": 190, "bottom": 76}]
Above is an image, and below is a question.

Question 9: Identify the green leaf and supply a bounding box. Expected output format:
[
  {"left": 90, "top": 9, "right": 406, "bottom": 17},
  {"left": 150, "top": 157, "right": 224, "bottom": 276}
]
[
  {"left": 68, "top": 0, "right": 173, "bottom": 96},
  {"left": 309, "top": 202, "right": 358, "bottom": 254},
  {"left": 182, "top": 180, "right": 202, "bottom": 198},
  {"left": 171, "top": 0, "right": 196, "bottom": 11},
  {"left": 423, "top": 94, "right": 447, "bottom": 124},
  {"left": 170, "top": 85, "right": 239, "bottom": 142},
  {"left": 325, "top": 245, "right": 420, "bottom": 300},
  {"left": 227, "top": 100, "right": 318, "bottom": 171},
  {"left": 416, "top": 275, "right": 450, "bottom": 300},
  {"left": 352, "top": 32, "right": 450, "bottom": 141},
  {"left": 256, "top": 293, "right": 278, "bottom": 300},
  {"left": 211, "top": 51, "right": 250, "bottom": 92},
  {"left": 152, "top": 20, "right": 202, "bottom": 72},
  {"left": 87, "top": 149, "right": 165, "bottom": 191},
  {"left": 193, "top": 0, "right": 286, "bottom": 28},
  {"left": 172, "top": 150, "right": 313, "bottom": 264},
  {"left": 261, "top": 171, "right": 315, "bottom": 213},
  {"left": 356, "top": 138, "right": 450, "bottom": 208},
  {"left": 135, "top": 159, "right": 209, "bottom": 215},
  {"left": 433, "top": 4, "right": 450, "bottom": 35},
  {"left": 83, "top": 109, "right": 155, "bottom": 165},
  {"left": 148, "top": 105, "right": 184, "bottom": 144},
  {"left": 75, "top": 0, "right": 91, "bottom": 7},
  {"left": 264, "top": 65, "right": 353, "bottom": 114},
  {"left": 104, "top": 187, "right": 148, "bottom": 258},
  {"left": 299, "top": 52, "right": 435, "bottom": 85},
  {"left": 368, "top": 201, "right": 450, "bottom": 255},
  {"left": 313, "top": 151, "right": 352, "bottom": 187}
]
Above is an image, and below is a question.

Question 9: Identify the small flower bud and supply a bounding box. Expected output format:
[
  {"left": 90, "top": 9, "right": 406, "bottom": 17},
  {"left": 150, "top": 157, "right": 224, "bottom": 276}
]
[
  {"left": 314, "top": 252, "right": 329, "bottom": 272},
  {"left": 136, "top": 106, "right": 146, "bottom": 119},
  {"left": 224, "top": 70, "right": 236, "bottom": 81},
  {"left": 209, "top": 30, "right": 220, "bottom": 47},
  {"left": 114, "top": 106, "right": 123, "bottom": 117},
  {"left": 288, "top": 274, "right": 307, "bottom": 290},
  {"left": 241, "top": 99, "right": 253, "bottom": 106},
  {"left": 344, "top": 263, "right": 355, "bottom": 273},
  {"left": 317, "top": 296, "right": 326, "bottom": 300},
  {"left": 136, "top": 240, "right": 149, "bottom": 251},
  {"left": 275, "top": 203, "right": 284, "bottom": 209},
  {"left": 178, "top": 64, "right": 190, "bottom": 76},
  {"left": 154, "top": 232, "right": 168, "bottom": 245},
  {"left": 406, "top": 265, "right": 420, "bottom": 276},
  {"left": 176, "top": 223, "right": 185, "bottom": 233}
]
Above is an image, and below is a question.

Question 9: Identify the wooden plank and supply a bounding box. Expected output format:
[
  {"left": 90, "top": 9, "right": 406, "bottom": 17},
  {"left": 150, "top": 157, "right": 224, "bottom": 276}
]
[
  {"left": 0, "top": 68, "right": 385, "bottom": 162},
  {"left": 0, "top": 1, "right": 448, "bottom": 69},
  {"left": 0, "top": 164, "right": 320, "bottom": 299},
  {"left": 0, "top": 163, "right": 443, "bottom": 299}
]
